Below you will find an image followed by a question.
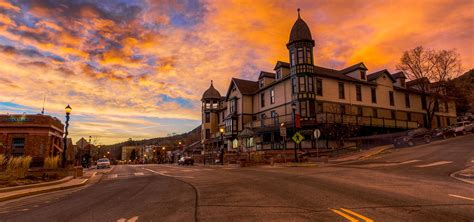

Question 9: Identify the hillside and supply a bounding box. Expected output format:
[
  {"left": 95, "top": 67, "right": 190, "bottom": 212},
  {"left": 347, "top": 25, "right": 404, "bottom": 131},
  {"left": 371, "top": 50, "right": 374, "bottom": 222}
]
[{"left": 103, "top": 125, "right": 201, "bottom": 160}]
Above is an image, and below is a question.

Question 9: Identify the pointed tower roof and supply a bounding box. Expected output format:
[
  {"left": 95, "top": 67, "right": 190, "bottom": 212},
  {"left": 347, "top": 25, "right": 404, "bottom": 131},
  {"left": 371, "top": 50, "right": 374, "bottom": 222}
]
[
  {"left": 202, "top": 80, "right": 222, "bottom": 101},
  {"left": 288, "top": 8, "right": 313, "bottom": 44}
]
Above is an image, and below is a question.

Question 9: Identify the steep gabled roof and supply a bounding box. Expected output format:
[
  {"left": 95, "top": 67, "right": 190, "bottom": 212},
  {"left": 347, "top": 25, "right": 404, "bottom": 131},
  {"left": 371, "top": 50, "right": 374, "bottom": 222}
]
[
  {"left": 274, "top": 61, "right": 290, "bottom": 70},
  {"left": 338, "top": 62, "right": 368, "bottom": 74},
  {"left": 224, "top": 78, "right": 259, "bottom": 99},
  {"left": 391, "top": 71, "right": 406, "bottom": 79},
  {"left": 314, "top": 66, "right": 376, "bottom": 85},
  {"left": 259, "top": 71, "right": 275, "bottom": 79},
  {"left": 367, "top": 69, "right": 396, "bottom": 82}
]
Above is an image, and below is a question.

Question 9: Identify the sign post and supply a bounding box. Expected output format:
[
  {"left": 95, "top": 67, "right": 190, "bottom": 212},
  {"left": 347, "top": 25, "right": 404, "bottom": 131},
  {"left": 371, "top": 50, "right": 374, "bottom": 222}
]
[
  {"left": 280, "top": 122, "right": 287, "bottom": 150},
  {"left": 313, "top": 129, "right": 321, "bottom": 158}
]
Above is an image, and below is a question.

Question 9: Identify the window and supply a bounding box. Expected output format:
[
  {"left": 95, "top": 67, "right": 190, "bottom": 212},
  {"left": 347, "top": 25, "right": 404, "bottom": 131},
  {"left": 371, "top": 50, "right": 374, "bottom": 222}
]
[
  {"left": 434, "top": 100, "right": 439, "bottom": 112},
  {"left": 361, "top": 71, "right": 366, "bottom": 80},
  {"left": 260, "top": 93, "right": 265, "bottom": 107},
  {"left": 391, "top": 110, "right": 396, "bottom": 119},
  {"left": 373, "top": 108, "right": 378, "bottom": 118},
  {"left": 357, "top": 107, "right": 363, "bottom": 116},
  {"left": 232, "top": 119, "right": 237, "bottom": 131},
  {"left": 230, "top": 99, "right": 236, "bottom": 113},
  {"left": 445, "top": 101, "right": 449, "bottom": 113},
  {"left": 292, "top": 78, "right": 297, "bottom": 94},
  {"left": 270, "top": 89, "right": 275, "bottom": 104},
  {"left": 245, "top": 137, "right": 254, "bottom": 148},
  {"left": 306, "top": 48, "right": 312, "bottom": 64},
  {"left": 12, "top": 137, "right": 25, "bottom": 156},
  {"left": 205, "top": 129, "right": 210, "bottom": 139},
  {"left": 299, "top": 76, "right": 306, "bottom": 92},
  {"left": 308, "top": 100, "right": 315, "bottom": 116},
  {"left": 340, "top": 104, "right": 346, "bottom": 114},
  {"left": 290, "top": 49, "right": 295, "bottom": 65},
  {"left": 317, "top": 103, "right": 323, "bottom": 113},
  {"left": 407, "top": 112, "right": 411, "bottom": 121},
  {"left": 297, "top": 48, "right": 304, "bottom": 64},
  {"left": 271, "top": 111, "right": 278, "bottom": 125},
  {"left": 259, "top": 79, "right": 264, "bottom": 88},
  {"left": 300, "top": 102, "right": 307, "bottom": 117},
  {"left": 307, "top": 77, "right": 314, "bottom": 92},
  {"left": 371, "top": 88, "right": 377, "bottom": 103},
  {"left": 405, "top": 93, "right": 410, "bottom": 108},
  {"left": 421, "top": 96, "right": 427, "bottom": 110},
  {"left": 316, "top": 79, "right": 323, "bottom": 96},
  {"left": 205, "top": 112, "right": 210, "bottom": 123},
  {"left": 260, "top": 113, "right": 266, "bottom": 126},
  {"left": 212, "top": 101, "right": 218, "bottom": 109},
  {"left": 338, "top": 82, "right": 345, "bottom": 99},
  {"left": 400, "top": 78, "right": 406, "bottom": 87},
  {"left": 276, "top": 69, "right": 281, "bottom": 80},
  {"left": 205, "top": 102, "right": 210, "bottom": 109},
  {"left": 436, "top": 116, "right": 441, "bottom": 127},
  {"left": 389, "top": 91, "right": 394, "bottom": 106},
  {"left": 356, "top": 85, "right": 362, "bottom": 101}
]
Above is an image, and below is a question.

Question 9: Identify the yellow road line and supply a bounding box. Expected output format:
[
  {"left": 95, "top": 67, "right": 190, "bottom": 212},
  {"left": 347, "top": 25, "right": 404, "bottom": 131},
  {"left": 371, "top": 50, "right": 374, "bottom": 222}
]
[
  {"left": 330, "top": 208, "right": 359, "bottom": 222},
  {"left": 341, "top": 208, "right": 374, "bottom": 222}
]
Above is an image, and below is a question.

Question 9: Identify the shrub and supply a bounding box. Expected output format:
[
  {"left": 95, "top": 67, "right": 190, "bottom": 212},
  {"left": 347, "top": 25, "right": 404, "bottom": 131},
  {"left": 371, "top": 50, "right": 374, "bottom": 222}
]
[
  {"left": 6, "top": 156, "right": 32, "bottom": 180},
  {"left": 44, "top": 156, "right": 61, "bottom": 169},
  {"left": 0, "top": 154, "right": 6, "bottom": 170}
]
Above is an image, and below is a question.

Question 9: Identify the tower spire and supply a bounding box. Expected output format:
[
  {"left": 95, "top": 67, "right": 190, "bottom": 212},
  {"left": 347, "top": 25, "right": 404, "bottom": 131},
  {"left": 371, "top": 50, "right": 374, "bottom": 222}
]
[
  {"left": 297, "top": 8, "right": 300, "bottom": 18},
  {"left": 211, "top": 80, "right": 213, "bottom": 85}
]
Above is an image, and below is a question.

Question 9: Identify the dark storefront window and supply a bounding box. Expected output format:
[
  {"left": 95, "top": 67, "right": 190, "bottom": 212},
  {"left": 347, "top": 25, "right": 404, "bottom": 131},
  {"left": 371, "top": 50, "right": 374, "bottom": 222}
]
[{"left": 12, "top": 137, "right": 25, "bottom": 156}]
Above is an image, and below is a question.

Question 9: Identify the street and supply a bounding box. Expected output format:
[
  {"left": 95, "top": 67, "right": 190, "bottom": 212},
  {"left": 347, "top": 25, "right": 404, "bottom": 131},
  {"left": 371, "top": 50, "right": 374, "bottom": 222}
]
[{"left": 1, "top": 134, "right": 473, "bottom": 222}]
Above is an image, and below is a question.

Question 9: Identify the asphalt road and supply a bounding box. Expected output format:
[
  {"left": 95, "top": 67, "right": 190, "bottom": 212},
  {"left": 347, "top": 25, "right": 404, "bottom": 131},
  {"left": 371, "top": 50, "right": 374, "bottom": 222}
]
[{"left": 0, "top": 134, "right": 473, "bottom": 222}]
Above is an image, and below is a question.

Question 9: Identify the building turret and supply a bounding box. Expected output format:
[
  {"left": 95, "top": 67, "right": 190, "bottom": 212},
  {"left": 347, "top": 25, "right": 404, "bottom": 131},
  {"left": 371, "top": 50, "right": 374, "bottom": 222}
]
[{"left": 201, "top": 81, "right": 223, "bottom": 145}]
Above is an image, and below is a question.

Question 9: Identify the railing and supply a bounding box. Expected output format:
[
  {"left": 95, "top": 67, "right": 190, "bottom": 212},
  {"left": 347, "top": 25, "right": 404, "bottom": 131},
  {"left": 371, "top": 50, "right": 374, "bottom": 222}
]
[{"left": 244, "top": 113, "right": 419, "bottom": 129}]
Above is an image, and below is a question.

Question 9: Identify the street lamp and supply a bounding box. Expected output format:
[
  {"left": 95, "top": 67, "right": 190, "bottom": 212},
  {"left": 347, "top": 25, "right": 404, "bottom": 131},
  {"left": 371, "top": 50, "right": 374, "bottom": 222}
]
[
  {"left": 219, "top": 127, "right": 224, "bottom": 165},
  {"left": 292, "top": 102, "right": 298, "bottom": 162},
  {"left": 62, "top": 104, "right": 72, "bottom": 168}
]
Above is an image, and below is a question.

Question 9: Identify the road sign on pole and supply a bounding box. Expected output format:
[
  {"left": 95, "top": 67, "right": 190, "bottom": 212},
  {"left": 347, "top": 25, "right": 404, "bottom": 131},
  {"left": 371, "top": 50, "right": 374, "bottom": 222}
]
[
  {"left": 280, "top": 123, "right": 287, "bottom": 137},
  {"left": 292, "top": 132, "right": 304, "bottom": 144}
]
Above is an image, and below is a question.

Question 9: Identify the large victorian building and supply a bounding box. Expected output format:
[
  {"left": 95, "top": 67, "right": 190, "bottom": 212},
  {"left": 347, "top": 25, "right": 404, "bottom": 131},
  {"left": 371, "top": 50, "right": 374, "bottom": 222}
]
[{"left": 201, "top": 10, "right": 456, "bottom": 153}]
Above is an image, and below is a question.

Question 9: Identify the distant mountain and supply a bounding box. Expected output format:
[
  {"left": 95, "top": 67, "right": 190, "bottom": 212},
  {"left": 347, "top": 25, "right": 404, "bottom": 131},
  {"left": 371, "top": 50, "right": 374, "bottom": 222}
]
[{"left": 103, "top": 125, "right": 201, "bottom": 160}]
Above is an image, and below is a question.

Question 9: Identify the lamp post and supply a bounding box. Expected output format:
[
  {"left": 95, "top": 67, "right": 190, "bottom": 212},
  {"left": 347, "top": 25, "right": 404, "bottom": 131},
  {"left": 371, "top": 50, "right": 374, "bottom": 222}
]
[
  {"left": 62, "top": 104, "right": 72, "bottom": 168},
  {"left": 219, "top": 128, "right": 224, "bottom": 165},
  {"left": 292, "top": 102, "right": 297, "bottom": 162}
]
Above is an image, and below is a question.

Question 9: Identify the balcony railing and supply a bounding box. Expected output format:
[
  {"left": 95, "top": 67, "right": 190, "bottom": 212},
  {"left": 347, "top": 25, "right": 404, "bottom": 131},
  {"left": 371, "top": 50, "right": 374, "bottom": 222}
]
[{"left": 244, "top": 113, "right": 419, "bottom": 129}]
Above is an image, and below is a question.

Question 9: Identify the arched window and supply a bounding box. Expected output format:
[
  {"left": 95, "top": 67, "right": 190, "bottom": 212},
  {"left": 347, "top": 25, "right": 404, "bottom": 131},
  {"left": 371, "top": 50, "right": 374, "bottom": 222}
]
[{"left": 297, "top": 48, "right": 304, "bottom": 64}]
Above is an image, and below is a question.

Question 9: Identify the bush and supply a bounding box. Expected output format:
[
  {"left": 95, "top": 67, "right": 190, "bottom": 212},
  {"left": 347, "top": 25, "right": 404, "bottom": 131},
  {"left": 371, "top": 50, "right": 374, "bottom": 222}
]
[
  {"left": 0, "top": 154, "right": 6, "bottom": 170},
  {"left": 44, "top": 156, "right": 61, "bottom": 169},
  {"left": 6, "top": 156, "right": 32, "bottom": 180}
]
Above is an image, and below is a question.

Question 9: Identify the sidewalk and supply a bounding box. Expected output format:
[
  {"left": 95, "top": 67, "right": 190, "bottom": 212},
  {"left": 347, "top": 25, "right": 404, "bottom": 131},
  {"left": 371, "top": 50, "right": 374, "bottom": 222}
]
[{"left": 0, "top": 166, "right": 113, "bottom": 202}]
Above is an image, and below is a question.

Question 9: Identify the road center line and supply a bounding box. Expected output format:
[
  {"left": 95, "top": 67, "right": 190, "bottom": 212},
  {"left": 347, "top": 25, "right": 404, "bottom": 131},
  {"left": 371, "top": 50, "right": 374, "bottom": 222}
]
[
  {"left": 448, "top": 194, "right": 474, "bottom": 201},
  {"left": 340, "top": 208, "right": 374, "bottom": 222},
  {"left": 415, "top": 161, "right": 453, "bottom": 168},
  {"left": 400, "top": 160, "right": 421, "bottom": 165},
  {"left": 330, "top": 209, "right": 359, "bottom": 222}
]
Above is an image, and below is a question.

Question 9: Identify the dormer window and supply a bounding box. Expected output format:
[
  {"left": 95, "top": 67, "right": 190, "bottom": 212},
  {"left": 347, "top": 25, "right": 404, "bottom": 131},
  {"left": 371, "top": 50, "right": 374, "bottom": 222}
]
[
  {"left": 276, "top": 69, "right": 282, "bottom": 80},
  {"left": 361, "top": 71, "right": 366, "bottom": 80},
  {"left": 259, "top": 79, "right": 264, "bottom": 88}
]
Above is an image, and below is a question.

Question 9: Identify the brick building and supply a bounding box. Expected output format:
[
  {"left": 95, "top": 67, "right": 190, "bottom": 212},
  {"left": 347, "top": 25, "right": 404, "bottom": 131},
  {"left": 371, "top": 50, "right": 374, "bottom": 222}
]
[{"left": 0, "top": 114, "right": 65, "bottom": 164}]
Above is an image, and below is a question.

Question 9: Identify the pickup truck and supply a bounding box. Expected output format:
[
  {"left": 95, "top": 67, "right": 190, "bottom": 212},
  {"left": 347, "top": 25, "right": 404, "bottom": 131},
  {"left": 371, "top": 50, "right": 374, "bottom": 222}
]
[{"left": 452, "top": 121, "right": 473, "bottom": 135}]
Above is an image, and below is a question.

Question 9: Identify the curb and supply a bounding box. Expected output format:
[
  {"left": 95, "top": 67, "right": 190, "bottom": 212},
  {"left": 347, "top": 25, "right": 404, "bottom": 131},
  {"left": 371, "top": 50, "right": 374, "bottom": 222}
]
[
  {"left": 0, "top": 176, "right": 74, "bottom": 193},
  {"left": 0, "top": 178, "right": 89, "bottom": 202}
]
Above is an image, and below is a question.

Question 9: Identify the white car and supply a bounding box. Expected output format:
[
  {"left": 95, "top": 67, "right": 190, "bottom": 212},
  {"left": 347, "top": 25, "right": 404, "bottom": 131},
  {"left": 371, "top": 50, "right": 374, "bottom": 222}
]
[
  {"left": 97, "top": 158, "right": 111, "bottom": 169},
  {"left": 452, "top": 121, "right": 473, "bottom": 135}
]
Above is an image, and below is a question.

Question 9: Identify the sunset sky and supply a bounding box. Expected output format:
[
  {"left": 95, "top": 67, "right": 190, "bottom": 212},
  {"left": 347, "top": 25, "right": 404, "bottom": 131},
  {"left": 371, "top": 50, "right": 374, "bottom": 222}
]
[{"left": 0, "top": 0, "right": 473, "bottom": 144}]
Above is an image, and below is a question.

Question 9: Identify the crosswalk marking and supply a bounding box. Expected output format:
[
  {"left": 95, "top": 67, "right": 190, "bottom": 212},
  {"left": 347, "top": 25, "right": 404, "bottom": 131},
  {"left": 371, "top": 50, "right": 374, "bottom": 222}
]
[
  {"left": 415, "top": 161, "right": 453, "bottom": 168},
  {"left": 449, "top": 194, "right": 474, "bottom": 201},
  {"left": 331, "top": 208, "right": 374, "bottom": 222},
  {"left": 109, "top": 174, "right": 118, "bottom": 179},
  {"left": 134, "top": 172, "right": 144, "bottom": 176}
]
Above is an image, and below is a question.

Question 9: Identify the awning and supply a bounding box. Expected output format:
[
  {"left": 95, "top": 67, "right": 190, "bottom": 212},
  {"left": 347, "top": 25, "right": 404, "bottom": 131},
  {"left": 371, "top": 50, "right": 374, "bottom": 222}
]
[{"left": 238, "top": 127, "right": 255, "bottom": 138}]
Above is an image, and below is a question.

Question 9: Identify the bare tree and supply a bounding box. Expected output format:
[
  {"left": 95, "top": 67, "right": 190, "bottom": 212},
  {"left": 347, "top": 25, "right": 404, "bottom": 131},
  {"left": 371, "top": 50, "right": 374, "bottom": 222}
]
[{"left": 397, "top": 46, "right": 462, "bottom": 128}]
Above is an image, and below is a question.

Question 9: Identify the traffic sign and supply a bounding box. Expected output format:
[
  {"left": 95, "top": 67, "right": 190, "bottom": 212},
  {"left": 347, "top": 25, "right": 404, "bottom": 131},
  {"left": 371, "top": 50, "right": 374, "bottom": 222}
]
[
  {"left": 313, "top": 129, "right": 321, "bottom": 139},
  {"left": 292, "top": 132, "right": 304, "bottom": 144}
]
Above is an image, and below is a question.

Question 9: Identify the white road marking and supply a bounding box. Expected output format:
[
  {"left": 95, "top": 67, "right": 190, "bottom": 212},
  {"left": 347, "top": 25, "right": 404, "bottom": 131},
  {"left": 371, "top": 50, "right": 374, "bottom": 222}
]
[
  {"left": 134, "top": 172, "right": 144, "bottom": 176},
  {"left": 109, "top": 174, "right": 118, "bottom": 179},
  {"left": 471, "top": 160, "right": 474, "bottom": 163},
  {"left": 143, "top": 168, "right": 194, "bottom": 178},
  {"left": 400, "top": 160, "right": 421, "bottom": 165},
  {"left": 449, "top": 194, "right": 474, "bottom": 201},
  {"left": 91, "top": 172, "right": 97, "bottom": 177},
  {"left": 80, "top": 179, "right": 89, "bottom": 184},
  {"left": 415, "top": 161, "right": 453, "bottom": 168}
]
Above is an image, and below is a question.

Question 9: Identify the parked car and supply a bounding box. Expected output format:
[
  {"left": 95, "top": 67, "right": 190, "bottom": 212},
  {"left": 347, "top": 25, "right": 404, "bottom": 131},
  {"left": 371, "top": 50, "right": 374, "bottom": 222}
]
[
  {"left": 393, "top": 128, "right": 431, "bottom": 147},
  {"left": 430, "top": 127, "right": 456, "bottom": 140},
  {"left": 178, "top": 156, "right": 194, "bottom": 166},
  {"left": 97, "top": 158, "right": 111, "bottom": 169},
  {"left": 452, "top": 121, "right": 473, "bottom": 135}
]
